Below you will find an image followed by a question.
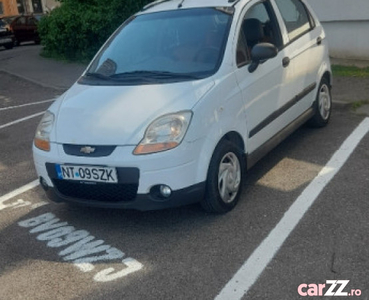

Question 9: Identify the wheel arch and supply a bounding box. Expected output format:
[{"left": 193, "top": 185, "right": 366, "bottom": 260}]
[
  {"left": 218, "top": 131, "right": 247, "bottom": 170},
  {"left": 222, "top": 131, "right": 246, "bottom": 153},
  {"left": 200, "top": 134, "right": 246, "bottom": 213},
  {"left": 322, "top": 71, "right": 332, "bottom": 87},
  {"left": 194, "top": 129, "right": 247, "bottom": 185}
]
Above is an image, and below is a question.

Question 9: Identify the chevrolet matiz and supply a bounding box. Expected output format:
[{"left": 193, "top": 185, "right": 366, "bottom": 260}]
[{"left": 33, "top": 0, "right": 332, "bottom": 213}]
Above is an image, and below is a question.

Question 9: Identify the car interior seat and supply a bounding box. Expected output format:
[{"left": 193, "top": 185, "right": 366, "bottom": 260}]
[{"left": 242, "top": 18, "right": 265, "bottom": 50}]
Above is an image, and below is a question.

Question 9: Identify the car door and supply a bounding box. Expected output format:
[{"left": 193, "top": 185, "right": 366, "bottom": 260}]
[
  {"left": 27, "top": 16, "right": 39, "bottom": 42},
  {"left": 234, "top": 0, "right": 296, "bottom": 154},
  {"left": 12, "top": 16, "right": 27, "bottom": 43},
  {"left": 272, "top": 0, "right": 323, "bottom": 116}
]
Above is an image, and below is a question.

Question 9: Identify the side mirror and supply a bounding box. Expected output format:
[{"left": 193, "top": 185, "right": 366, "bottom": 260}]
[{"left": 248, "top": 43, "right": 278, "bottom": 73}]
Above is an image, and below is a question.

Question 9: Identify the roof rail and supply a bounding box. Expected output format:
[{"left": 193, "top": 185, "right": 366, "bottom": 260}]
[
  {"left": 141, "top": 0, "right": 174, "bottom": 11},
  {"left": 177, "top": 0, "right": 185, "bottom": 8},
  {"left": 228, "top": 0, "right": 242, "bottom": 6},
  {"left": 142, "top": 0, "right": 241, "bottom": 11}
]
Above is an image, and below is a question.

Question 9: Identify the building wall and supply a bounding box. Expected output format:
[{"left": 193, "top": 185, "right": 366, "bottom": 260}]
[
  {"left": 42, "top": 0, "right": 59, "bottom": 12},
  {"left": 0, "top": 0, "right": 59, "bottom": 16},
  {"left": 307, "top": 0, "right": 369, "bottom": 60},
  {"left": 0, "top": 0, "right": 19, "bottom": 16}
]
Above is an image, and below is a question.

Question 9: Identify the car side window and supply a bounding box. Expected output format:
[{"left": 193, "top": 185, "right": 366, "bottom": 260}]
[
  {"left": 28, "top": 17, "right": 37, "bottom": 26},
  {"left": 236, "top": 1, "right": 282, "bottom": 67},
  {"left": 15, "top": 17, "right": 26, "bottom": 25},
  {"left": 274, "top": 0, "right": 312, "bottom": 41}
]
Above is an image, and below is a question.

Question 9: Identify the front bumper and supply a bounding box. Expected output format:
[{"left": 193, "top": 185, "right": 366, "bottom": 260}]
[
  {"left": 0, "top": 34, "right": 14, "bottom": 46},
  {"left": 33, "top": 138, "right": 209, "bottom": 210},
  {"left": 42, "top": 178, "right": 205, "bottom": 210}
]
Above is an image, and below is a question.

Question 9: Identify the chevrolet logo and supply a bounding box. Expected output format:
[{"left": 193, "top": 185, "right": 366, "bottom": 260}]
[{"left": 80, "top": 146, "right": 96, "bottom": 154}]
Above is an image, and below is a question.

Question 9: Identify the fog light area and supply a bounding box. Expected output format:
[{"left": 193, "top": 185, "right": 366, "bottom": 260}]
[
  {"left": 160, "top": 185, "right": 172, "bottom": 198},
  {"left": 150, "top": 184, "right": 172, "bottom": 200}
]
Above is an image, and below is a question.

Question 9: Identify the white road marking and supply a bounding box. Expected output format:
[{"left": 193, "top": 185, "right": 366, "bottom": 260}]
[
  {"left": 19, "top": 212, "right": 143, "bottom": 282},
  {"left": 94, "top": 258, "right": 143, "bottom": 283},
  {"left": 215, "top": 117, "right": 369, "bottom": 300},
  {"left": 0, "top": 99, "right": 54, "bottom": 111},
  {"left": 0, "top": 111, "right": 44, "bottom": 130},
  {"left": 0, "top": 180, "right": 39, "bottom": 211}
]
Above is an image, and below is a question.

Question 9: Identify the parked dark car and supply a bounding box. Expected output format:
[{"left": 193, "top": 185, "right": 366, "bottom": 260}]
[
  {"left": 1, "top": 15, "right": 20, "bottom": 25},
  {"left": 10, "top": 15, "right": 42, "bottom": 46},
  {"left": 0, "top": 18, "right": 15, "bottom": 49}
]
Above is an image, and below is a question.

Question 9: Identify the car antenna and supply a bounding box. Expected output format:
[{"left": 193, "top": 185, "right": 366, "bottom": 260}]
[{"left": 178, "top": 0, "right": 185, "bottom": 8}]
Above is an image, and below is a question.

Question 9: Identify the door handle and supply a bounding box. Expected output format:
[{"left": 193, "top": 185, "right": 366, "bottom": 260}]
[
  {"left": 282, "top": 57, "right": 290, "bottom": 68},
  {"left": 317, "top": 36, "right": 322, "bottom": 45}
]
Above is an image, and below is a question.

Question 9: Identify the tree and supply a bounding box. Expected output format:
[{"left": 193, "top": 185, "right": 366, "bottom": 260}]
[{"left": 38, "top": 0, "right": 152, "bottom": 61}]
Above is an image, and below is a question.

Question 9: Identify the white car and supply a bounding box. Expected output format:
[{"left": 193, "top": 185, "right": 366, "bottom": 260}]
[{"left": 33, "top": 0, "right": 332, "bottom": 213}]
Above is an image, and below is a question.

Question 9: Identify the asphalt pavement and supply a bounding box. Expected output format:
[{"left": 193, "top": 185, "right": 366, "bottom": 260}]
[{"left": 0, "top": 45, "right": 86, "bottom": 91}]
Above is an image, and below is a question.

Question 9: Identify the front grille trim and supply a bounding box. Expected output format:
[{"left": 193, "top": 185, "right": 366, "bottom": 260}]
[
  {"left": 52, "top": 179, "right": 138, "bottom": 203},
  {"left": 63, "top": 144, "right": 117, "bottom": 157}
]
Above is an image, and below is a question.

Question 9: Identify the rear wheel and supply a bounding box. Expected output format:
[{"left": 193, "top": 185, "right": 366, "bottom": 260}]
[
  {"left": 201, "top": 140, "right": 244, "bottom": 213},
  {"left": 308, "top": 77, "right": 332, "bottom": 127}
]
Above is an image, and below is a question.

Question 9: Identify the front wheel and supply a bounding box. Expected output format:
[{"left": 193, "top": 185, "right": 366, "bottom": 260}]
[
  {"left": 4, "top": 43, "right": 13, "bottom": 50},
  {"left": 308, "top": 77, "right": 332, "bottom": 127},
  {"left": 201, "top": 140, "right": 244, "bottom": 213}
]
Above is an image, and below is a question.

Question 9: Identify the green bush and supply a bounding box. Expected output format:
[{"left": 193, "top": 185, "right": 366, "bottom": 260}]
[{"left": 38, "top": 0, "right": 152, "bottom": 62}]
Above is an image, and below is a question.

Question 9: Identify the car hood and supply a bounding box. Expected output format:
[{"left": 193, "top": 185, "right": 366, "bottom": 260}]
[{"left": 53, "top": 79, "right": 214, "bottom": 145}]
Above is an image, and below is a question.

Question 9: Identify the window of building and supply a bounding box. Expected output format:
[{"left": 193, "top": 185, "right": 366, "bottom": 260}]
[
  {"left": 17, "top": 0, "right": 25, "bottom": 14},
  {"left": 32, "top": 0, "right": 43, "bottom": 13}
]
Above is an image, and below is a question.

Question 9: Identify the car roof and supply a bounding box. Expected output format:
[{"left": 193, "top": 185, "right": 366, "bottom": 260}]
[{"left": 139, "top": 0, "right": 247, "bottom": 14}]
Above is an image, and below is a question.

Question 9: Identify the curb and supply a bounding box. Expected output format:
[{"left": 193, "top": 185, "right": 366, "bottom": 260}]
[{"left": 332, "top": 100, "right": 352, "bottom": 107}]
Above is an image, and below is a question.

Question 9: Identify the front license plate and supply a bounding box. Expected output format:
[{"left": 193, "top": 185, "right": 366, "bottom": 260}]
[{"left": 55, "top": 164, "right": 118, "bottom": 183}]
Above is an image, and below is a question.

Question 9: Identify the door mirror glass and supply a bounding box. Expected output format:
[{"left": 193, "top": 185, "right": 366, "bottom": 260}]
[{"left": 249, "top": 43, "right": 278, "bottom": 73}]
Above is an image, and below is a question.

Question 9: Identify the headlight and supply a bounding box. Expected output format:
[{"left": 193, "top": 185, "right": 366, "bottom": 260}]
[
  {"left": 134, "top": 111, "right": 192, "bottom": 155},
  {"left": 34, "top": 111, "right": 55, "bottom": 151}
]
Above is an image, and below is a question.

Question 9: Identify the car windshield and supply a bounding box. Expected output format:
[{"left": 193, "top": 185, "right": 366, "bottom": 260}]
[{"left": 84, "top": 8, "right": 233, "bottom": 85}]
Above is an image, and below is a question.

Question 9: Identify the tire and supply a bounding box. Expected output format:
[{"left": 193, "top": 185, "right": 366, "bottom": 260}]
[
  {"left": 201, "top": 140, "right": 244, "bottom": 213},
  {"left": 308, "top": 77, "right": 332, "bottom": 127},
  {"left": 4, "top": 43, "right": 13, "bottom": 50}
]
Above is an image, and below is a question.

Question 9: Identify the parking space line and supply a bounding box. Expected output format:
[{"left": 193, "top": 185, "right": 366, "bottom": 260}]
[
  {"left": 0, "top": 99, "right": 55, "bottom": 111},
  {"left": 215, "top": 117, "right": 369, "bottom": 300},
  {"left": 0, "top": 111, "right": 44, "bottom": 130},
  {"left": 0, "top": 180, "right": 39, "bottom": 211}
]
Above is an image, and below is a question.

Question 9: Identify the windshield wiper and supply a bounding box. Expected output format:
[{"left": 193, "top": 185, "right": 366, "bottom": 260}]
[
  {"left": 111, "top": 71, "right": 201, "bottom": 80},
  {"left": 83, "top": 70, "right": 201, "bottom": 85},
  {"left": 84, "top": 72, "right": 114, "bottom": 80},
  {"left": 85, "top": 71, "right": 153, "bottom": 82}
]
